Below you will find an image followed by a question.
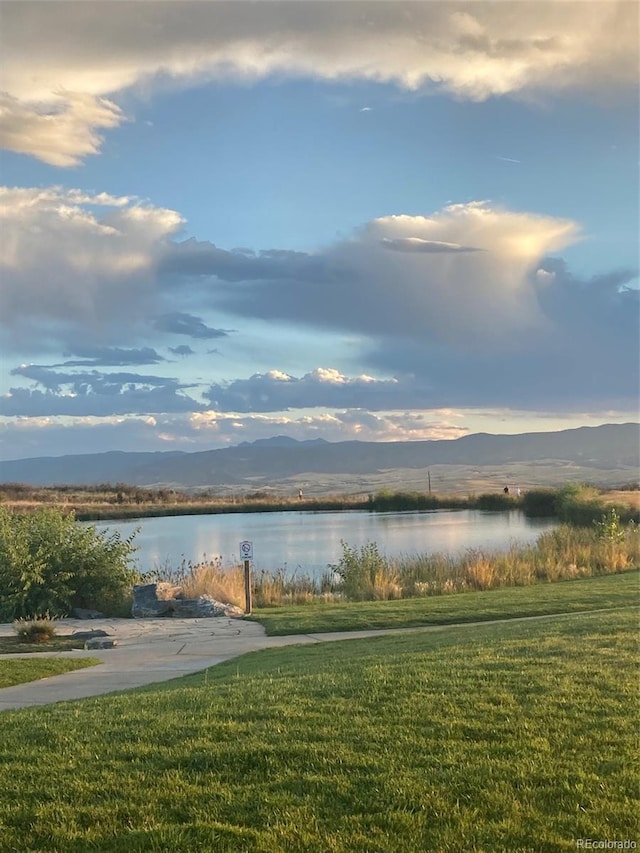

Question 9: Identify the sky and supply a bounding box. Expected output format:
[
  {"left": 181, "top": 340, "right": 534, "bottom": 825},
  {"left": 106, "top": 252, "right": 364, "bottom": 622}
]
[{"left": 0, "top": 0, "right": 638, "bottom": 461}]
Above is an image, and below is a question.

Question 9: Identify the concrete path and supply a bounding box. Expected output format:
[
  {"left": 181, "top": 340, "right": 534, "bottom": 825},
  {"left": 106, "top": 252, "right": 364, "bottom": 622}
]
[
  {"left": 0, "top": 615, "right": 441, "bottom": 711},
  {"left": 0, "top": 609, "right": 604, "bottom": 711}
]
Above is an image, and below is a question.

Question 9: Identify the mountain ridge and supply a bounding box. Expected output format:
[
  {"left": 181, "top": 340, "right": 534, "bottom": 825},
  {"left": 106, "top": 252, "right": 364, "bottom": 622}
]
[{"left": 1, "top": 423, "right": 638, "bottom": 490}]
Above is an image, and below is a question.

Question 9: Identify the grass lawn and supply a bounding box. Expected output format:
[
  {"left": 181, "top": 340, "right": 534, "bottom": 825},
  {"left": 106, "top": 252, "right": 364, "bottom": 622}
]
[
  {"left": 0, "top": 657, "right": 100, "bottom": 689},
  {"left": 0, "top": 606, "right": 637, "bottom": 852},
  {"left": 251, "top": 569, "right": 639, "bottom": 635},
  {"left": 0, "top": 636, "right": 87, "bottom": 655}
]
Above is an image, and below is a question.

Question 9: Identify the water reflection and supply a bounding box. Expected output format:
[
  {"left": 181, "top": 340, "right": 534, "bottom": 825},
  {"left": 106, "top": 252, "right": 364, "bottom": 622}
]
[{"left": 95, "top": 509, "right": 556, "bottom": 579}]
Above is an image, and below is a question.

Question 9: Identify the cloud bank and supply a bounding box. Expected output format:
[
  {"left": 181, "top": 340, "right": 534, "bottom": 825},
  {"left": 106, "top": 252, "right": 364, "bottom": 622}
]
[
  {"left": 1, "top": 1, "right": 636, "bottom": 164},
  {"left": 0, "top": 187, "right": 183, "bottom": 350},
  {"left": 2, "top": 187, "right": 637, "bottom": 418}
]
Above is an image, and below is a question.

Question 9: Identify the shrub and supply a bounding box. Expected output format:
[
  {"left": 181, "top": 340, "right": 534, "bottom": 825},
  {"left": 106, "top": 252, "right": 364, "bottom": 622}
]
[
  {"left": 521, "top": 489, "right": 559, "bottom": 517},
  {"left": 594, "top": 507, "right": 626, "bottom": 543},
  {"left": 0, "top": 507, "right": 139, "bottom": 621},
  {"left": 475, "top": 493, "right": 513, "bottom": 511},
  {"left": 13, "top": 617, "right": 57, "bottom": 644},
  {"left": 330, "top": 541, "right": 401, "bottom": 601}
]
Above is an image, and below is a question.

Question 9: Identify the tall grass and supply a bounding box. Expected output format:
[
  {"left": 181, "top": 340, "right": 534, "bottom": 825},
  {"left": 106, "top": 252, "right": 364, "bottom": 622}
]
[
  {"left": 397, "top": 522, "right": 638, "bottom": 597},
  {"left": 522, "top": 482, "right": 639, "bottom": 525},
  {"left": 145, "top": 557, "right": 335, "bottom": 609},
  {"left": 149, "top": 514, "right": 639, "bottom": 609}
]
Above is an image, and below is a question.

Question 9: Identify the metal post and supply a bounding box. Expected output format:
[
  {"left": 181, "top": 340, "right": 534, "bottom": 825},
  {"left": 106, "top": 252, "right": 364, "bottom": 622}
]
[
  {"left": 428, "top": 470, "right": 431, "bottom": 494},
  {"left": 244, "top": 559, "right": 252, "bottom": 614}
]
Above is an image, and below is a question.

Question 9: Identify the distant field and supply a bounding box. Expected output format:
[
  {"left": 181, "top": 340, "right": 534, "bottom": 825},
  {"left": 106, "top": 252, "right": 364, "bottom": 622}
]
[
  {"left": 1, "top": 461, "right": 638, "bottom": 503},
  {"left": 285, "top": 463, "right": 639, "bottom": 496},
  {"left": 600, "top": 490, "right": 640, "bottom": 509}
]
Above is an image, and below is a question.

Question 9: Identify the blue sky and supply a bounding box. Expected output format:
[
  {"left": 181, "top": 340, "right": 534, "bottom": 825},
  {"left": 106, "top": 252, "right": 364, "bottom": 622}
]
[{"left": 0, "top": 1, "right": 638, "bottom": 460}]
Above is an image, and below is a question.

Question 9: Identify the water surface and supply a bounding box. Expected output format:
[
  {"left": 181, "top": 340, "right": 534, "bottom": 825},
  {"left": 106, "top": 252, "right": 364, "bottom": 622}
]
[{"left": 96, "top": 509, "right": 556, "bottom": 579}]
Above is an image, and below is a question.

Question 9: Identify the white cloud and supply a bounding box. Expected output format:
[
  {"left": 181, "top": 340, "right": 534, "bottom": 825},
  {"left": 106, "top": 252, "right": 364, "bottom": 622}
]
[
  {"left": 2, "top": 188, "right": 637, "bottom": 419},
  {"left": 0, "top": 409, "right": 468, "bottom": 459},
  {"left": 188, "top": 409, "right": 469, "bottom": 446},
  {"left": 204, "top": 368, "right": 406, "bottom": 412},
  {"left": 0, "top": 187, "right": 183, "bottom": 348},
  {"left": 213, "top": 201, "right": 581, "bottom": 349},
  {"left": 1, "top": 1, "right": 636, "bottom": 164},
  {"left": 0, "top": 92, "right": 122, "bottom": 167},
  {"left": 380, "top": 237, "right": 482, "bottom": 253}
]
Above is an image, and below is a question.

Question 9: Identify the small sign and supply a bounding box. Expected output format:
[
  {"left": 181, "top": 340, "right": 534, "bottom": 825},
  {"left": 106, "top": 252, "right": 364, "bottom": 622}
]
[{"left": 239, "top": 540, "right": 253, "bottom": 560}]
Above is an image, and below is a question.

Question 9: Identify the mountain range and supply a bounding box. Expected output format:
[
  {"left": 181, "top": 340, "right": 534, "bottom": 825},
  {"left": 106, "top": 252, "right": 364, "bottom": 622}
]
[{"left": 1, "top": 423, "right": 638, "bottom": 493}]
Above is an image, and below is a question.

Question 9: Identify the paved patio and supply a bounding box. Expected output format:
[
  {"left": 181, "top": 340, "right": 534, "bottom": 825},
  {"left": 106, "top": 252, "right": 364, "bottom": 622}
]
[{"left": 0, "top": 615, "right": 430, "bottom": 710}]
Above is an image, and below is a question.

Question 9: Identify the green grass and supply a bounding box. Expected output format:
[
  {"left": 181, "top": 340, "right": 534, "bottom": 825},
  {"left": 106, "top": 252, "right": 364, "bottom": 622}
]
[
  {"left": 0, "top": 657, "right": 99, "bottom": 688},
  {"left": 250, "top": 569, "right": 639, "bottom": 635},
  {"left": 0, "top": 636, "right": 87, "bottom": 655},
  {"left": 0, "top": 608, "right": 637, "bottom": 852}
]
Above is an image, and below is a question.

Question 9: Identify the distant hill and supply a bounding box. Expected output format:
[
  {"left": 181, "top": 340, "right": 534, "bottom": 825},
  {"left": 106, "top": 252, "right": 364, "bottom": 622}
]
[{"left": 1, "top": 423, "right": 638, "bottom": 491}]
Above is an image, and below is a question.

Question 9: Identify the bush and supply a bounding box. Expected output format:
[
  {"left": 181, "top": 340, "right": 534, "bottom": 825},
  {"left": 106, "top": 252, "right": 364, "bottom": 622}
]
[
  {"left": 521, "top": 489, "right": 559, "bottom": 517},
  {"left": 475, "top": 493, "right": 513, "bottom": 511},
  {"left": 330, "top": 541, "right": 401, "bottom": 600},
  {"left": 0, "top": 507, "right": 139, "bottom": 621},
  {"left": 13, "top": 617, "right": 57, "bottom": 644},
  {"left": 594, "top": 508, "right": 626, "bottom": 543}
]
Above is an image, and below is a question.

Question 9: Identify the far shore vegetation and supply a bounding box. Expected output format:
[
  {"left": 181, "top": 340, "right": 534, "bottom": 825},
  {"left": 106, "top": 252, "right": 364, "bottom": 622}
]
[
  {"left": 0, "top": 483, "right": 638, "bottom": 621},
  {"left": 1, "top": 479, "right": 638, "bottom": 522}
]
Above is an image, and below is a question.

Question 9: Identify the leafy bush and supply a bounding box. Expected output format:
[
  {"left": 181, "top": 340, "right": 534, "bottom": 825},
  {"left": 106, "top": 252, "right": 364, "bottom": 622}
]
[
  {"left": 475, "top": 493, "right": 513, "bottom": 511},
  {"left": 0, "top": 507, "right": 139, "bottom": 621},
  {"left": 521, "top": 488, "right": 559, "bottom": 517},
  {"left": 13, "top": 617, "right": 57, "bottom": 644},
  {"left": 594, "top": 507, "right": 626, "bottom": 543},
  {"left": 330, "top": 541, "right": 401, "bottom": 600},
  {"left": 370, "top": 490, "right": 467, "bottom": 512}
]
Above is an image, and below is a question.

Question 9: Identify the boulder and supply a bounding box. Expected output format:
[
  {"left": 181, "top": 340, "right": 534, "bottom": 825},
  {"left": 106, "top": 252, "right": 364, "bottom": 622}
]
[
  {"left": 197, "top": 595, "right": 244, "bottom": 618},
  {"left": 131, "top": 583, "right": 175, "bottom": 618},
  {"left": 71, "top": 629, "right": 109, "bottom": 641},
  {"left": 172, "top": 596, "right": 245, "bottom": 619},
  {"left": 71, "top": 607, "right": 105, "bottom": 619},
  {"left": 131, "top": 583, "right": 244, "bottom": 619},
  {"left": 85, "top": 638, "right": 118, "bottom": 650}
]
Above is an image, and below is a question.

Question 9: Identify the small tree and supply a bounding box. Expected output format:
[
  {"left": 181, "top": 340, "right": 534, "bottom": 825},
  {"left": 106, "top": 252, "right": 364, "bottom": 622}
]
[
  {"left": 594, "top": 507, "right": 626, "bottom": 543},
  {"left": 330, "top": 540, "right": 395, "bottom": 600},
  {"left": 0, "top": 506, "right": 139, "bottom": 620}
]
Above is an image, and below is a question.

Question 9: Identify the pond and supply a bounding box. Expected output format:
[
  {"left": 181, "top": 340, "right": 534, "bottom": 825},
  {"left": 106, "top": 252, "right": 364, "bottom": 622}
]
[{"left": 95, "top": 509, "right": 556, "bottom": 579}]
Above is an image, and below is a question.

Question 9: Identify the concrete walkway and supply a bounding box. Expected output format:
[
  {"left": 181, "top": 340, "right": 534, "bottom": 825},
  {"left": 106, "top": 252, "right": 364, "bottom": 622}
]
[
  {"left": 0, "top": 609, "right": 603, "bottom": 711},
  {"left": 0, "top": 615, "right": 443, "bottom": 711}
]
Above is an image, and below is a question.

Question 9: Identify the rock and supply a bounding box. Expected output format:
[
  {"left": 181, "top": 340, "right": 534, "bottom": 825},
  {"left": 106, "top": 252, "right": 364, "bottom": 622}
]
[
  {"left": 71, "top": 629, "right": 109, "bottom": 641},
  {"left": 131, "top": 583, "right": 175, "bottom": 618},
  {"left": 170, "top": 598, "right": 201, "bottom": 618},
  {"left": 71, "top": 607, "right": 105, "bottom": 619},
  {"left": 131, "top": 583, "right": 244, "bottom": 619},
  {"left": 85, "top": 638, "right": 118, "bottom": 650},
  {"left": 171, "top": 596, "right": 245, "bottom": 618},
  {"left": 197, "top": 595, "right": 244, "bottom": 618}
]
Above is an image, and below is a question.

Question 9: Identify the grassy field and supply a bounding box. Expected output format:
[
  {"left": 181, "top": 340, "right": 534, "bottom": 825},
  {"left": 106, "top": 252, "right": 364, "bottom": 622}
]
[
  {"left": 0, "top": 657, "right": 99, "bottom": 688},
  {"left": 0, "top": 636, "right": 87, "bottom": 655},
  {"left": 251, "top": 570, "right": 639, "bottom": 635},
  {"left": 0, "top": 606, "right": 637, "bottom": 852}
]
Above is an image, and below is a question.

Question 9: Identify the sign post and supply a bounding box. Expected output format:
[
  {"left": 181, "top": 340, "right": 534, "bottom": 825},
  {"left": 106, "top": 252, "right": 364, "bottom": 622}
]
[{"left": 239, "top": 541, "right": 253, "bottom": 614}]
